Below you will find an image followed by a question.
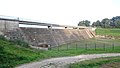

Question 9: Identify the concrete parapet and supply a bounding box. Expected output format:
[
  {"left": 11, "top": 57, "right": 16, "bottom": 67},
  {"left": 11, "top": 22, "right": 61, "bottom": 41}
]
[{"left": 0, "top": 18, "right": 19, "bottom": 31}]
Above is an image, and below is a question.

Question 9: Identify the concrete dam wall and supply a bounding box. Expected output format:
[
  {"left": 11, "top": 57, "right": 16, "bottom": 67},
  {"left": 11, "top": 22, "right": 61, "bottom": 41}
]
[{"left": 0, "top": 18, "right": 95, "bottom": 47}]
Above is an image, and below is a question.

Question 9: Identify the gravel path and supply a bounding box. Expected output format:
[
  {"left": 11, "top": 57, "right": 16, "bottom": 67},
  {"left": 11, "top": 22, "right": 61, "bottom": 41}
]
[{"left": 16, "top": 53, "right": 120, "bottom": 68}]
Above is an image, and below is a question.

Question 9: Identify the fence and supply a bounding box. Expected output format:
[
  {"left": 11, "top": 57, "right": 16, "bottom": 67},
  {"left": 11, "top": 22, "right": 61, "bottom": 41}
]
[{"left": 49, "top": 41, "right": 119, "bottom": 51}]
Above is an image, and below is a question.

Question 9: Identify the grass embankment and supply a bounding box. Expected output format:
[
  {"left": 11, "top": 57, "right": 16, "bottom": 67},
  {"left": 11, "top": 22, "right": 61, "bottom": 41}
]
[
  {"left": 0, "top": 39, "right": 40, "bottom": 68},
  {"left": 96, "top": 28, "right": 120, "bottom": 37},
  {"left": 69, "top": 56, "right": 120, "bottom": 68},
  {"left": 68, "top": 28, "right": 120, "bottom": 68},
  {"left": 1, "top": 36, "right": 120, "bottom": 68}
]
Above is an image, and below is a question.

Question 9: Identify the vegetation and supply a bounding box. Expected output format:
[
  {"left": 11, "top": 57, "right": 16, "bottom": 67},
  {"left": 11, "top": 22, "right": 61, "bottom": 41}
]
[
  {"left": 92, "top": 16, "right": 120, "bottom": 28},
  {"left": 0, "top": 37, "right": 40, "bottom": 68},
  {"left": 78, "top": 16, "right": 120, "bottom": 28},
  {"left": 96, "top": 28, "right": 120, "bottom": 37},
  {"left": 68, "top": 56, "right": 120, "bottom": 68},
  {"left": 78, "top": 20, "right": 90, "bottom": 26},
  {"left": 0, "top": 35, "right": 120, "bottom": 68},
  {"left": 67, "top": 28, "right": 120, "bottom": 68},
  {"left": 9, "top": 39, "right": 29, "bottom": 48}
]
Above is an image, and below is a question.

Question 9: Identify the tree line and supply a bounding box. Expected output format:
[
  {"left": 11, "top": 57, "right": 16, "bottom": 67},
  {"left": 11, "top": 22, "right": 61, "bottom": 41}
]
[{"left": 78, "top": 16, "right": 120, "bottom": 28}]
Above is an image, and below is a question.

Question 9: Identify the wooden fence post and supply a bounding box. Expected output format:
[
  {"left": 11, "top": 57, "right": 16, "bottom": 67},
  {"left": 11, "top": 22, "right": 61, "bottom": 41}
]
[
  {"left": 58, "top": 46, "right": 59, "bottom": 51},
  {"left": 67, "top": 43, "right": 68, "bottom": 50},
  {"left": 85, "top": 43, "right": 87, "bottom": 50},
  {"left": 95, "top": 43, "right": 96, "bottom": 50},
  {"left": 76, "top": 43, "right": 77, "bottom": 50},
  {"left": 103, "top": 43, "right": 105, "bottom": 50}
]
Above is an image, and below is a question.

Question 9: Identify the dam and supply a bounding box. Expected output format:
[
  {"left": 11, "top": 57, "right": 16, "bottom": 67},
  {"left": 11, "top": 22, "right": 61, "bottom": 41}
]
[{"left": 0, "top": 17, "right": 95, "bottom": 48}]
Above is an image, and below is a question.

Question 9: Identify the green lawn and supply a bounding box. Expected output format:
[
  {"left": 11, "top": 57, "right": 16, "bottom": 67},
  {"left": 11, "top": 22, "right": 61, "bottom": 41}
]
[
  {"left": 1, "top": 37, "right": 120, "bottom": 68},
  {"left": 95, "top": 28, "right": 120, "bottom": 37},
  {"left": 69, "top": 56, "right": 120, "bottom": 68}
]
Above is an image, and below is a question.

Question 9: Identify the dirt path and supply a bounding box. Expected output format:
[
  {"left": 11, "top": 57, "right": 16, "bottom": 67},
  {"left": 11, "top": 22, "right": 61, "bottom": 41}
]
[{"left": 16, "top": 53, "right": 120, "bottom": 68}]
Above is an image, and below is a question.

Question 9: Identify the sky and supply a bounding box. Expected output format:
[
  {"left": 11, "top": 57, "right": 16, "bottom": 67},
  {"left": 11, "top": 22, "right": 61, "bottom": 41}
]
[{"left": 0, "top": 0, "right": 120, "bottom": 26}]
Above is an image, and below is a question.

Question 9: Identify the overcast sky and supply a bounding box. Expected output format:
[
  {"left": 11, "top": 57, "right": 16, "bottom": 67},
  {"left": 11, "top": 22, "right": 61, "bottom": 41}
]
[{"left": 0, "top": 0, "right": 120, "bottom": 26}]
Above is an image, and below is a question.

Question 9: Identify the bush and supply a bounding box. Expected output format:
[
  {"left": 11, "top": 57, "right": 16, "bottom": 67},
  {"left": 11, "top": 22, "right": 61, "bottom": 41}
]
[
  {"left": 0, "top": 45, "right": 4, "bottom": 53},
  {"left": 9, "top": 39, "right": 29, "bottom": 48},
  {"left": 0, "top": 35, "right": 7, "bottom": 41},
  {"left": 0, "top": 35, "right": 29, "bottom": 48},
  {"left": 0, "top": 50, "right": 26, "bottom": 68},
  {"left": 0, "top": 40, "right": 28, "bottom": 68}
]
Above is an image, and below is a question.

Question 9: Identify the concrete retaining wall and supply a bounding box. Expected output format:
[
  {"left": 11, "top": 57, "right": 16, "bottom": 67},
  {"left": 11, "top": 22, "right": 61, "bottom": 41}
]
[{"left": 0, "top": 19, "right": 19, "bottom": 31}]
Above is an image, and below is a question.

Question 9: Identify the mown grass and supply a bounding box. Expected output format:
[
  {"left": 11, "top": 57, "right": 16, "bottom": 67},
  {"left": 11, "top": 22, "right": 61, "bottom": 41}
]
[
  {"left": 1, "top": 37, "right": 120, "bottom": 68},
  {"left": 69, "top": 56, "right": 120, "bottom": 68},
  {"left": 95, "top": 28, "right": 120, "bottom": 37}
]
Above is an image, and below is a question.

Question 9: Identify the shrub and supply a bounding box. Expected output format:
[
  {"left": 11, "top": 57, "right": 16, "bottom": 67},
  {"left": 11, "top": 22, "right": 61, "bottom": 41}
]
[
  {"left": 0, "top": 35, "right": 7, "bottom": 41},
  {"left": 9, "top": 39, "right": 29, "bottom": 48}
]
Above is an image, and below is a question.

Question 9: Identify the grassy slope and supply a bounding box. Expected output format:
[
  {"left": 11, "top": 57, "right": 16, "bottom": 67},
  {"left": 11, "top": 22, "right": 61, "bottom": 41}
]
[
  {"left": 69, "top": 56, "right": 120, "bottom": 68},
  {"left": 1, "top": 38, "right": 120, "bottom": 68},
  {"left": 0, "top": 39, "right": 40, "bottom": 68},
  {"left": 95, "top": 28, "right": 120, "bottom": 37},
  {"left": 69, "top": 28, "right": 120, "bottom": 68}
]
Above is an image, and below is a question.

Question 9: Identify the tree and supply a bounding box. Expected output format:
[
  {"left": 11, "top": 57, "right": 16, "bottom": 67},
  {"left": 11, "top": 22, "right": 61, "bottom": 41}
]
[
  {"left": 101, "top": 18, "right": 110, "bottom": 28},
  {"left": 84, "top": 20, "right": 90, "bottom": 26},
  {"left": 80, "top": 16, "right": 120, "bottom": 28},
  {"left": 78, "top": 21, "right": 85, "bottom": 26},
  {"left": 78, "top": 20, "right": 90, "bottom": 27},
  {"left": 92, "top": 22, "right": 95, "bottom": 27},
  {"left": 114, "top": 19, "right": 120, "bottom": 28},
  {"left": 92, "top": 20, "right": 101, "bottom": 27},
  {"left": 111, "top": 16, "right": 120, "bottom": 28}
]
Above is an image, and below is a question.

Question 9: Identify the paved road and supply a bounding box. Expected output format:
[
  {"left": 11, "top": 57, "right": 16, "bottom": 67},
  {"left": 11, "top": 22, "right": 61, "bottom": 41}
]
[{"left": 16, "top": 53, "right": 120, "bottom": 68}]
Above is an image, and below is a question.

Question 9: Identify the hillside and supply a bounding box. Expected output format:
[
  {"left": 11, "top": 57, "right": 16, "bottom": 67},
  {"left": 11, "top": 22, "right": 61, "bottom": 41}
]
[
  {"left": 1, "top": 35, "right": 120, "bottom": 68},
  {"left": 0, "top": 36, "right": 41, "bottom": 68},
  {"left": 96, "top": 28, "right": 120, "bottom": 37}
]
